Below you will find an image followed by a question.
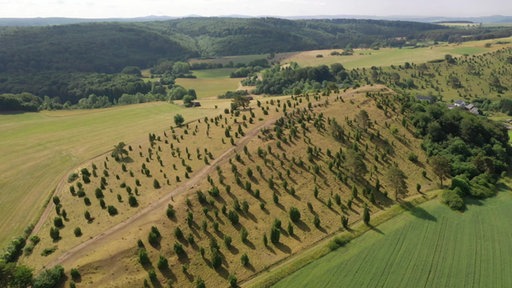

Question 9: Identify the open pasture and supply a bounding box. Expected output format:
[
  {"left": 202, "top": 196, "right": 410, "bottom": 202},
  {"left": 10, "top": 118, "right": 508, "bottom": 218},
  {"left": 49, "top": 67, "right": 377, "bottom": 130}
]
[
  {"left": 0, "top": 102, "right": 223, "bottom": 246},
  {"left": 274, "top": 185, "right": 512, "bottom": 288},
  {"left": 276, "top": 37, "right": 512, "bottom": 69},
  {"left": 176, "top": 68, "right": 241, "bottom": 99}
]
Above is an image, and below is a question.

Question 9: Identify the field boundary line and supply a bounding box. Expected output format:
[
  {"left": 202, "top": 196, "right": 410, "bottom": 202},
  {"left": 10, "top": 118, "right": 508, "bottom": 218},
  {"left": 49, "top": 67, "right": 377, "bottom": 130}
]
[{"left": 242, "top": 191, "right": 441, "bottom": 288}]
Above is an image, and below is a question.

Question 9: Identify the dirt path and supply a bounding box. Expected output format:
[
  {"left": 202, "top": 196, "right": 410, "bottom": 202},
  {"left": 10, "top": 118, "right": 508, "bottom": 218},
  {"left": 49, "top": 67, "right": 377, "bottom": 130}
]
[{"left": 44, "top": 115, "right": 277, "bottom": 268}]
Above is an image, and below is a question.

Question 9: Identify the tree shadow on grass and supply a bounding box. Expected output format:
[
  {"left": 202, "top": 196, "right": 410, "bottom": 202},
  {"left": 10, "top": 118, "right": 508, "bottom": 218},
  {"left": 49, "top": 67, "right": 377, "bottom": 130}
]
[
  {"left": 368, "top": 224, "right": 384, "bottom": 235},
  {"left": 464, "top": 197, "right": 484, "bottom": 208},
  {"left": 150, "top": 278, "right": 162, "bottom": 288},
  {"left": 295, "top": 219, "right": 311, "bottom": 232},
  {"left": 228, "top": 244, "right": 240, "bottom": 255},
  {"left": 160, "top": 267, "right": 177, "bottom": 283},
  {"left": 274, "top": 242, "right": 292, "bottom": 254},
  {"left": 290, "top": 233, "right": 301, "bottom": 242},
  {"left": 244, "top": 262, "right": 256, "bottom": 272},
  {"left": 243, "top": 239, "right": 256, "bottom": 250},
  {"left": 215, "top": 265, "right": 230, "bottom": 280},
  {"left": 398, "top": 199, "right": 437, "bottom": 222}
]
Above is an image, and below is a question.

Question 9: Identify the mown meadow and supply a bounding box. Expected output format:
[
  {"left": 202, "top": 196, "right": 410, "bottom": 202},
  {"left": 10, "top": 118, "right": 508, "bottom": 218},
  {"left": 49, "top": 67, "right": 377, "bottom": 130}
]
[{"left": 0, "top": 102, "right": 226, "bottom": 247}]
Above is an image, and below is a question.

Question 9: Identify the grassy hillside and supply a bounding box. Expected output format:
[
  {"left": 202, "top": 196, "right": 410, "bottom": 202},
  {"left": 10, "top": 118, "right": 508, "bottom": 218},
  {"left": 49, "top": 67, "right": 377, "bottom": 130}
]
[
  {"left": 274, "top": 180, "right": 512, "bottom": 288},
  {"left": 21, "top": 87, "right": 437, "bottom": 287},
  {"left": 0, "top": 102, "right": 227, "bottom": 247},
  {"left": 352, "top": 46, "right": 512, "bottom": 102},
  {"left": 277, "top": 38, "right": 512, "bottom": 69}
]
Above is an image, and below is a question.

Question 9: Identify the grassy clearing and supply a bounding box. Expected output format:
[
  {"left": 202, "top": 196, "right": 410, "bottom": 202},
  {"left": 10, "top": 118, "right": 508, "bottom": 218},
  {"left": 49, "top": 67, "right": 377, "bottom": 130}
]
[
  {"left": 0, "top": 102, "right": 223, "bottom": 247},
  {"left": 276, "top": 37, "right": 512, "bottom": 69},
  {"left": 273, "top": 183, "right": 512, "bottom": 288},
  {"left": 189, "top": 54, "right": 271, "bottom": 66},
  {"left": 176, "top": 68, "right": 241, "bottom": 99}
]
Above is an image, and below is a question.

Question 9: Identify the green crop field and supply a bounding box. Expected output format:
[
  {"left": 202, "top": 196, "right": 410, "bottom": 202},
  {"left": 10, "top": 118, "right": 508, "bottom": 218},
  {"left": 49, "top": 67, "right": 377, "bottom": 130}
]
[
  {"left": 0, "top": 102, "right": 224, "bottom": 246},
  {"left": 274, "top": 185, "right": 512, "bottom": 288},
  {"left": 176, "top": 68, "right": 241, "bottom": 99}
]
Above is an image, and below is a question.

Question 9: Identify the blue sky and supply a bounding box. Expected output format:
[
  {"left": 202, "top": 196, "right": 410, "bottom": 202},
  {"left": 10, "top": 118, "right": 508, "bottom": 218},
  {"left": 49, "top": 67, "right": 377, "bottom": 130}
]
[{"left": 0, "top": 0, "right": 511, "bottom": 18}]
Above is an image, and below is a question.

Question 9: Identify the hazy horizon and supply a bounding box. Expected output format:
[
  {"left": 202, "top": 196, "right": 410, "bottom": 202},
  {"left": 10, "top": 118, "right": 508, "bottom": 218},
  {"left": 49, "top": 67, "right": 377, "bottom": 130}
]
[{"left": 0, "top": 0, "right": 511, "bottom": 19}]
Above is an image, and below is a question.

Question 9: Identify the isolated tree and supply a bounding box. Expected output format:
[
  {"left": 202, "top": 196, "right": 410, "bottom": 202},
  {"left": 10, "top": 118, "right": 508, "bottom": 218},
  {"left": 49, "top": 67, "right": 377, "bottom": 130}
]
[
  {"left": 387, "top": 166, "right": 408, "bottom": 200},
  {"left": 111, "top": 142, "right": 128, "bottom": 162},
  {"left": 174, "top": 114, "right": 185, "bottom": 127},
  {"left": 355, "top": 109, "right": 370, "bottom": 131},
  {"left": 241, "top": 253, "right": 250, "bottom": 266},
  {"left": 430, "top": 155, "right": 451, "bottom": 187},
  {"left": 363, "top": 204, "right": 370, "bottom": 225},
  {"left": 330, "top": 118, "right": 345, "bottom": 142},
  {"left": 49, "top": 227, "right": 60, "bottom": 241},
  {"left": 229, "top": 274, "right": 238, "bottom": 288},
  {"left": 345, "top": 149, "right": 367, "bottom": 177},
  {"left": 289, "top": 207, "right": 301, "bottom": 223},
  {"left": 232, "top": 94, "right": 251, "bottom": 110},
  {"left": 270, "top": 226, "right": 280, "bottom": 244}
]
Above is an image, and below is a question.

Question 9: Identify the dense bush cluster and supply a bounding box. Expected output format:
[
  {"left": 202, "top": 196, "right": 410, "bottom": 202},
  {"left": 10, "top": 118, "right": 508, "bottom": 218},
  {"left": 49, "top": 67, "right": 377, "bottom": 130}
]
[{"left": 407, "top": 100, "right": 511, "bottom": 209}]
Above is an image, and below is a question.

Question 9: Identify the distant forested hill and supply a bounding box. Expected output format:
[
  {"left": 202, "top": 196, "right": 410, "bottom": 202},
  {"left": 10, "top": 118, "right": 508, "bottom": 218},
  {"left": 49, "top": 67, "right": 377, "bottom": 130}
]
[
  {"left": 0, "top": 23, "right": 195, "bottom": 74},
  {"left": 145, "top": 18, "right": 447, "bottom": 57},
  {"left": 0, "top": 18, "right": 447, "bottom": 74},
  {"left": 0, "top": 17, "right": 510, "bottom": 105}
]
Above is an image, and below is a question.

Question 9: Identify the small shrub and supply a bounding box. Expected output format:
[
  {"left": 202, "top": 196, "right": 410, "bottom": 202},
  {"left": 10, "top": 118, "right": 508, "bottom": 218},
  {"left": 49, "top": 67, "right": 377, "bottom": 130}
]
[
  {"left": 49, "top": 227, "right": 60, "bottom": 241},
  {"left": 224, "top": 235, "right": 232, "bottom": 248},
  {"left": 53, "top": 217, "right": 64, "bottom": 228},
  {"left": 148, "top": 269, "right": 157, "bottom": 282},
  {"left": 174, "top": 242, "right": 186, "bottom": 259},
  {"left": 229, "top": 274, "right": 238, "bottom": 288},
  {"left": 138, "top": 248, "right": 150, "bottom": 265},
  {"left": 70, "top": 268, "right": 80, "bottom": 281},
  {"left": 313, "top": 215, "right": 321, "bottom": 228},
  {"left": 166, "top": 204, "right": 176, "bottom": 219},
  {"left": 157, "top": 255, "right": 168, "bottom": 270},
  {"left": 107, "top": 205, "right": 118, "bottom": 216},
  {"left": 442, "top": 189, "right": 465, "bottom": 211},
  {"left": 128, "top": 195, "right": 138, "bottom": 207},
  {"left": 68, "top": 173, "right": 79, "bottom": 183},
  {"left": 241, "top": 253, "right": 249, "bottom": 266},
  {"left": 289, "top": 206, "right": 301, "bottom": 223},
  {"left": 74, "top": 227, "right": 82, "bottom": 237},
  {"left": 153, "top": 179, "right": 161, "bottom": 189},
  {"left": 240, "top": 227, "right": 249, "bottom": 243}
]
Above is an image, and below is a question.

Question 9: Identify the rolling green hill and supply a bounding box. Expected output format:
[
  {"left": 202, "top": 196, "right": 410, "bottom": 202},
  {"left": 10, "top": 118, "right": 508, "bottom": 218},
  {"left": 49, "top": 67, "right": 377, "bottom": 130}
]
[
  {"left": 0, "top": 23, "right": 195, "bottom": 74},
  {"left": 0, "top": 17, "right": 454, "bottom": 75}
]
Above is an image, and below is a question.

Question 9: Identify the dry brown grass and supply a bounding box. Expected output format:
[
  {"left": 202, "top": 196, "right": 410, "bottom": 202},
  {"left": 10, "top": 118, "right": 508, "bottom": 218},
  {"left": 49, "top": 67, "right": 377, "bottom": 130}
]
[{"left": 23, "top": 86, "right": 436, "bottom": 287}]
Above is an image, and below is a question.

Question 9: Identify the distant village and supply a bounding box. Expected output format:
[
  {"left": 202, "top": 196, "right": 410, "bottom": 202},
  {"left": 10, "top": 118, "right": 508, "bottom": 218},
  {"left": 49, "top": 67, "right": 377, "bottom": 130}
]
[{"left": 416, "top": 95, "right": 480, "bottom": 115}]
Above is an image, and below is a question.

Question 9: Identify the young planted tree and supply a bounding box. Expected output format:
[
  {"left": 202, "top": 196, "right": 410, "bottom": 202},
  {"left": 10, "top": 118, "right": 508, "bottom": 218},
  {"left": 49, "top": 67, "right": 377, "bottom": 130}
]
[
  {"left": 363, "top": 204, "right": 370, "bottom": 225},
  {"left": 289, "top": 206, "right": 301, "bottom": 223}
]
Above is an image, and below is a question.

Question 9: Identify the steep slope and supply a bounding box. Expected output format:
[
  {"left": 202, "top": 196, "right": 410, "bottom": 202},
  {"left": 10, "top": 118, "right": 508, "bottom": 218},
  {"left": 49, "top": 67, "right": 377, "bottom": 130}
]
[{"left": 23, "top": 86, "right": 437, "bottom": 287}]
